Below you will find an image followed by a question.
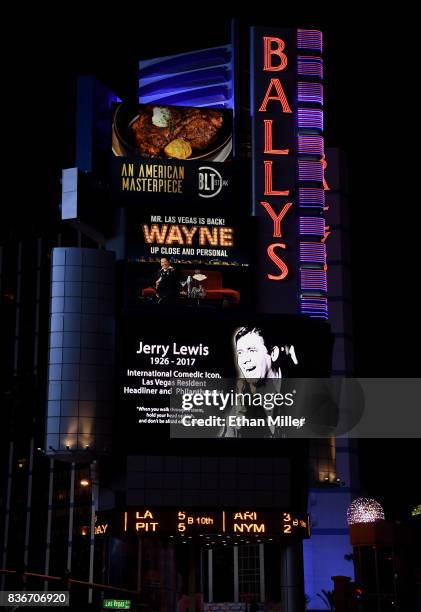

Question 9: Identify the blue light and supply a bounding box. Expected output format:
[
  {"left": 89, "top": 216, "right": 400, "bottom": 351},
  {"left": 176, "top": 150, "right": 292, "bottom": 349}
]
[
  {"left": 298, "top": 135, "right": 324, "bottom": 157},
  {"left": 300, "top": 217, "right": 325, "bottom": 235},
  {"left": 297, "top": 29, "right": 323, "bottom": 52},
  {"left": 299, "top": 188, "right": 325, "bottom": 208},
  {"left": 300, "top": 243, "right": 326, "bottom": 264},
  {"left": 298, "top": 83, "right": 323, "bottom": 105},
  {"left": 297, "top": 56, "right": 324, "bottom": 78},
  {"left": 298, "top": 108, "right": 324, "bottom": 131},
  {"left": 138, "top": 45, "right": 234, "bottom": 109},
  {"left": 298, "top": 161, "right": 324, "bottom": 183}
]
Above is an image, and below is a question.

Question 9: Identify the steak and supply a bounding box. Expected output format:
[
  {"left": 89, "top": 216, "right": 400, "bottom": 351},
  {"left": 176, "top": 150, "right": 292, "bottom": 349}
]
[
  {"left": 172, "top": 108, "right": 223, "bottom": 151},
  {"left": 130, "top": 109, "right": 171, "bottom": 157},
  {"left": 130, "top": 106, "right": 224, "bottom": 157}
]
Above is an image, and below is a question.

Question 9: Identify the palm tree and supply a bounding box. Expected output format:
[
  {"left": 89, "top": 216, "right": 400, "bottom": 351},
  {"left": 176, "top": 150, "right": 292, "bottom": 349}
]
[{"left": 317, "top": 589, "right": 335, "bottom": 610}]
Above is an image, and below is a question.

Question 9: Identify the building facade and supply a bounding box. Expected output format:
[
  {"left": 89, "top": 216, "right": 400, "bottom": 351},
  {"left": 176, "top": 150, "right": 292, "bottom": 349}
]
[{"left": 1, "top": 21, "right": 360, "bottom": 612}]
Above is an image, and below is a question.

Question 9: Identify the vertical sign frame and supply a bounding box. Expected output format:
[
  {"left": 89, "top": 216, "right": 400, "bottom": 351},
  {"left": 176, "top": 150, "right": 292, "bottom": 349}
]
[{"left": 250, "top": 28, "right": 328, "bottom": 319}]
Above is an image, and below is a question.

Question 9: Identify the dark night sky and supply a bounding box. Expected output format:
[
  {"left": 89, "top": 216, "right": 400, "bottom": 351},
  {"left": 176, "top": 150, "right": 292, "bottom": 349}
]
[
  {"left": 9, "top": 10, "right": 414, "bottom": 376},
  {"left": 6, "top": 11, "right": 418, "bottom": 517}
]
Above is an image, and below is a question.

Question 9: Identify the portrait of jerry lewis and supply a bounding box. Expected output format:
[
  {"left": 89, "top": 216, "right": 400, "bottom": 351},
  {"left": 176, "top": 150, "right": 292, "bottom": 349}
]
[
  {"left": 234, "top": 325, "right": 298, "bottom": 383},
  {"left": 219, "top": 325, "right": 300, "bottom": 438}
]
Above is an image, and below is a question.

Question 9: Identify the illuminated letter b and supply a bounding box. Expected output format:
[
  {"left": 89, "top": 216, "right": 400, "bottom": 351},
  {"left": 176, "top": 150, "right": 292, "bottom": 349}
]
[{"left": 263, "top": 37, "right": 288, "bottom": 71}]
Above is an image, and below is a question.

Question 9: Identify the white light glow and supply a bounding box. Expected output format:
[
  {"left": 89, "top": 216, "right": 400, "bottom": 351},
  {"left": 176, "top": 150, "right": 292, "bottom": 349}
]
[{"left": 347, "top": 498, "right": 385, "bottom": 525}]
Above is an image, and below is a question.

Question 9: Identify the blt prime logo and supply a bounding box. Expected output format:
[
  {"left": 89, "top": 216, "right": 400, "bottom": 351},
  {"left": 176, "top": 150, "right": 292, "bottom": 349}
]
[{"left": 198, "top": 166, "right": 227, "bottom": 198}]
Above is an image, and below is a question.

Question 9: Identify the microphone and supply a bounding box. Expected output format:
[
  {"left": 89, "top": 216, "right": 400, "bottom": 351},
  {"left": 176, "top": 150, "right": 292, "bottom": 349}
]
[{"left": 281, "top": 344, "right": 298, "bottom": 365}]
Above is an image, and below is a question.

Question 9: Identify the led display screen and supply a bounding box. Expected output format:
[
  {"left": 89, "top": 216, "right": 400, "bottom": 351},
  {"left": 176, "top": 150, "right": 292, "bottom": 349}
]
[
  {"left": 124, "top": 206, "right": 252, "bottom": 310},
  {"left": 124, "top": 508, "right": 310, "bottom": 538},
  {"left": 97, "top": 508, "right": 310, "bottom": 539},
  {"left": 112, "top": 103, "right": 232, "bottom": 161},
  {"left": 111, "top": 103, "right": 233, "bottom": 203},
  {"left": 119, "top": 310, "right": 333, "bottom": 437}
]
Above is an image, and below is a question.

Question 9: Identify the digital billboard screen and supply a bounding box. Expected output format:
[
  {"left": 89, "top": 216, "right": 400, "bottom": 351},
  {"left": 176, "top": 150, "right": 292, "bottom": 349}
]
[
  {"left": 124, "top": 206, "right": 252, "bottom": 310},
  {"left": 111, "top": 102, "right": 233, "bottom": 203},
  {"left": 112, "top": 103, "right": 232, "bottom": 162},
  {"left": 124, "top": 261, "right": 251, "bottom": 311},
  {"left": 95, "top": 507, "right": 311, "bottom": 539},
  {"left": 126, "top": 208, "right": 249, "bottom": 267},
  {"left": 119, "top": 311, "right": 333, "bottom": 438}
]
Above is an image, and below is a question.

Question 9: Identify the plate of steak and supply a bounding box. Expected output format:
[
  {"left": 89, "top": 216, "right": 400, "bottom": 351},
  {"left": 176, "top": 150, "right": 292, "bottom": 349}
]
[{"left": 113, "top": 103, "right": 232, "bottom": 161}]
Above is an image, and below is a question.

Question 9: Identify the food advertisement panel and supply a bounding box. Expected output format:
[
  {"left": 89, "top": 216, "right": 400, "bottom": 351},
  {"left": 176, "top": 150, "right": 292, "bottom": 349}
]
[{"left": 111, "top": 102, "right": 233, "bottom": 203}]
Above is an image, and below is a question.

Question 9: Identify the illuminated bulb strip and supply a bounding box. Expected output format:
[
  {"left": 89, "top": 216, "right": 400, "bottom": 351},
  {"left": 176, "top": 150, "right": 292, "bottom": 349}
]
[
  {"left": 300, "top": 269, "right": 327, "bottom": 293},
  {"left": 298, "top": 161, "right": 324, "bottom": 182},
  {"left": 297, "top": 30, "right": 323, "bottom": 52},
  {"left": 300, "top": 243, "right": 326, "bottom": 264},
  {"left": 301, "top": 269, "right": 327, "bottom": 279},
  {"left": 300, "top": 297, "right": 328, "bottom": 319},
  {"left": 297, "top": 83, "right": 323, "bottom": 105},
  {"left": 300, "top": 270, "right": 327, "bottom": 291},
  {"left": 301, "top": 312, "right": 328, "bottom": 319},
  {"left": 301, "top": 296, "right": 328, "bottom": 306},
  {"left": 297, "top": 108, "right": 323, "bottom": 131},
  {"left": 299, "top": 188, "right": 325, "bottom": 208},
  {"left": 297, "top": 34, "right": 327, "bottom": 319},
  {"left": 298, "top": 135, "right": 324, "bottom": 156},
  {"left": 297, "top": 56, "right": 323, "bottom": 78},
  {"left": 299, "top": 217, "right": 325, "bottom": 235},
  {"left": 300, "top": 296, "right": 328, "bottom": 306},
  {"left": 299, "top": 241, "right": 326, "bottom": 253}
]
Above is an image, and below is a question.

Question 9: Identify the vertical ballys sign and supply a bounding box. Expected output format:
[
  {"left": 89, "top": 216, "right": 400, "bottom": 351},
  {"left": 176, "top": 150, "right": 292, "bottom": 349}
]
[{"left": 251, "top": 28, "right": 327, "bottom": 317}]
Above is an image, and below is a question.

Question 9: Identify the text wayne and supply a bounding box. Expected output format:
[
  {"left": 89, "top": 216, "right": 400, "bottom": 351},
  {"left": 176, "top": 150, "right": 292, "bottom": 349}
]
[{"left": 142, "top": 223, "right": 233, "bottom": 247}]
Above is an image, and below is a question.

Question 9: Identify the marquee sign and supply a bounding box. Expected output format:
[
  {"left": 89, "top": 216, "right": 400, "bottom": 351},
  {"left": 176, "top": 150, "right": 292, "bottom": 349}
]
[
  {"left": 121, "top": 508, "right": 310, "bottom": 538},
  {"left": 126, "top": 207, "right": 250, "bottom": 267},
  {"left": 251, "top": 28, "right": 328, "bottom": 318}
]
